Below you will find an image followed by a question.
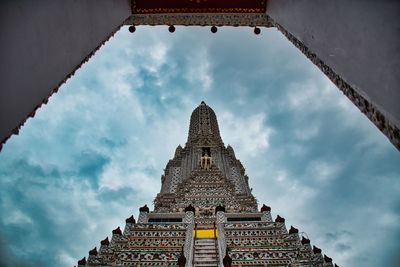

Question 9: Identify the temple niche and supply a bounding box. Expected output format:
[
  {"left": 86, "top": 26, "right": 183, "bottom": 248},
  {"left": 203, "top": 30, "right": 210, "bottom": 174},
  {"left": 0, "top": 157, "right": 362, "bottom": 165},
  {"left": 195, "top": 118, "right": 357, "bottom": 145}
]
[{"left": 78, "top": 102, "right": 338, "bottom": 267}]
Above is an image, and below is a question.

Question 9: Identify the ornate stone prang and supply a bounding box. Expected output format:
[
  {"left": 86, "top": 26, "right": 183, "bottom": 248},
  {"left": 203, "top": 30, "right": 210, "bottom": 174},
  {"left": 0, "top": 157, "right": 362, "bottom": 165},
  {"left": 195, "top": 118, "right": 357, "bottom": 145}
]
[
  {"left": 81, "top": 103, "right": 337, "bottom": 266},
  {"left": 138, "top": 205, "right": 150, "bottom": 223},
  {"left": 139, "top": 204, "right": 150, "bottom": 213},
  {"left": 112, "top": 227, "right": 122, "bottom": 235},
  {"left": 261, "top": 205, "right": 272, "bottom": 222},
  {"left": 275, "top": 215, "right": 285, "bottom": 223},
  {"left": 125, "top": 215, "right": 136, "bottom": 224},
  {"left": 260, "top": 204, "right": 271, "bottom": 212},
  {"left": 100, "top": 237, "right": 109, "bottom": 246}
]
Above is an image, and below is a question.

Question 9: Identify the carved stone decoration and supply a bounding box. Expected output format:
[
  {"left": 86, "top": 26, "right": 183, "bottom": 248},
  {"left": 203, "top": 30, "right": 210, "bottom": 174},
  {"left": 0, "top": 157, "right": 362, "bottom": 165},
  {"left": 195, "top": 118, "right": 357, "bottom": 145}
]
[{"left": 125, "top": 13, "right": 274, "bottom": 27}]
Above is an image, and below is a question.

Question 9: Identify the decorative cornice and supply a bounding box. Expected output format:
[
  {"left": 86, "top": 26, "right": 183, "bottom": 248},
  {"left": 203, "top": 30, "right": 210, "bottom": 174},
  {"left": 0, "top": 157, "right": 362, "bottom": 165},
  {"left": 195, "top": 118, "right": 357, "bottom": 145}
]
[
  {"left": 124, "top": 13, "right": 273, "bottom": 27},
  {"left": 135, "top": 8, "right": 265, "bottom": 14},
  {"left": 131, "top": 0, "right": 266, "bottom": 14}
]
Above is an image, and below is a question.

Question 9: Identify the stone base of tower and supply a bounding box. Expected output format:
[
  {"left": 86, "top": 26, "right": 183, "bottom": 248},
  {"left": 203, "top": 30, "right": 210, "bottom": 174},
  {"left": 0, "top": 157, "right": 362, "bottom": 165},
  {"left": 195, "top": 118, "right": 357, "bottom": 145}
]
[{"left": 79, "top": 206, "right": 337, "bottom": 267}]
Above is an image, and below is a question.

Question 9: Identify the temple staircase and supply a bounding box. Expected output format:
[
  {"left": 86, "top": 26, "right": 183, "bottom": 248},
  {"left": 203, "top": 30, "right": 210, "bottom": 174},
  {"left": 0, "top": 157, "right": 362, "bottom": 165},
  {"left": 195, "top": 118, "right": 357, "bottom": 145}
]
[{"left": 193, "top": 237, "right": 219, "bottom": 267}]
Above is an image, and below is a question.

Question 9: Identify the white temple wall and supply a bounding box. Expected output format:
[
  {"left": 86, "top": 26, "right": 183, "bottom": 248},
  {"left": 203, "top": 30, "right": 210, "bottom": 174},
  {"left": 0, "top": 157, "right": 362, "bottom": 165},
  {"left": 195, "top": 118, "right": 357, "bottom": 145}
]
[
  {"left": 0, "top": 0, "right": 131, "bottom": 146},
  {"left": 267, "top": 0, "right": 400, "bottom": 129}
]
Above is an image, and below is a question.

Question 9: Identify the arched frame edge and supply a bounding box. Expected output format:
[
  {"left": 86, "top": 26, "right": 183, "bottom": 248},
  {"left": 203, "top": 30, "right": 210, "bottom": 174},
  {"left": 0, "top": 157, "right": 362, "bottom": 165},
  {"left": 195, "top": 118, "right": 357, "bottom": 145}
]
[
  {"left": 1, "top": 13, "right": 398, "bottom": 152},
  {"left": 0, "top": 22, "right": 125, "bottom": 152}
]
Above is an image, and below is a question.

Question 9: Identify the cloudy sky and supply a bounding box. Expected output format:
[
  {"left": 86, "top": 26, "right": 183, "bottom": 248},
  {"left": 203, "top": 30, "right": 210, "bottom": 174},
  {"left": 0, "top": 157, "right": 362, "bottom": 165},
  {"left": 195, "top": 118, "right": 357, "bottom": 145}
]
[{"left": 0, "top": 25, "right": 399, "bottom": 267}]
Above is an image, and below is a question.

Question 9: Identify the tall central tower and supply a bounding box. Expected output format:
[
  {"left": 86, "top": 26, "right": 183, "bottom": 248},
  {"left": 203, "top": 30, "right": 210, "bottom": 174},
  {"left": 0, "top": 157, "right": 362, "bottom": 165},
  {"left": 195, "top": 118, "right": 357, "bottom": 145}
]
[
  {"left": 154, "top": 101, "right": 257, "bottom": 222},
  {"left": 78, "top": 102, "right": 338, "bottom": 267}
]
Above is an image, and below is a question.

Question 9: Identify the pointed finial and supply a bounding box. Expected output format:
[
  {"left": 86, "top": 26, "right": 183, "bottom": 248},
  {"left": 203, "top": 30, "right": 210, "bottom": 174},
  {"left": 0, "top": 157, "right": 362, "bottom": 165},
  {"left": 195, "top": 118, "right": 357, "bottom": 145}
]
[
  {"left": 112, "top": 226, "right": 122, "bottom": 235},
  {"left": 313, "top": 245, "right": 322, "bottom": 254},
  {"left": 324, "top": 255, "right": 332, "bottom": 263},
  {"left": 101, "top": 237, "right": 110, "bottom": 246},
  {"left": 77, "top": 257, "right": 86, "bottom": 265},
  {"left": 89, "top": 247, "right": 98, "bottom": 255},
  {"left": 289, "top": 226, "right": 299, "bottom": 234},
  {"left": 261, "top": 204, "right": 271, "bottom": 212},
  {"left": 301, "top": 236, "right": 310, "bottom": 244},
  {"left": 201, "top": 101, "right": 205, "bottom": 105},
  {"left": 275, "top": 215, "right": 285, "bottom": 223},
  {"left": 126, "top": 215, "right": 136, "bottom": 224},
  {"left": 139, "top": 204, "right": 149, "bottom": 213}
]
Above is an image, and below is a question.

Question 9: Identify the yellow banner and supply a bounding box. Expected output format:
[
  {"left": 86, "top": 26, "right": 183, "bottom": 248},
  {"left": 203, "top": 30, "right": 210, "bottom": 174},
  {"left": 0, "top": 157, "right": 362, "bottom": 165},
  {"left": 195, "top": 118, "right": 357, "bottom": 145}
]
[{"left": 194, "top": 229, "right": 217, "bottom": 237}]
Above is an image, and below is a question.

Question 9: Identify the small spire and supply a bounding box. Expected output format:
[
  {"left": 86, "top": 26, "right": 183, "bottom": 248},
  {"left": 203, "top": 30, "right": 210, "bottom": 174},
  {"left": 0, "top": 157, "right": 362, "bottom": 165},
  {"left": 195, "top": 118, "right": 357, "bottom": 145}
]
[
  {"left": 289, "top": 226, "right": 299, "bottom": 234},
  {"left": 77, "top": 257, "right": 86, "bottom": 265},
  {"left": 313, "top": 245, "right": 322, "bottom": 254},
  {"left": 200, "top": 101, "right": 205, "bottom": 105},
  {"left": 101, "top": 237, "right": 110, "bottom": 246},
  {"left": 126, "top": 215, "right": 136, "bottom": 224},
  {"left": 275, "top": 215, "right": 285, "bottom": 223},
  {"left": 260, "top": 204, "right": 271, "bottom": 212},
  {"left": 89, "top": 247, "right": 98, "bottom": 256},
  {"left": 324, "top": 255, "right": 332, "bottom": 263},
  {"left": 112, "top": 226, "right": 122, "bottom": 235},
  {"left": 139, "top": 204, "right": 150, "bottom": 213},
  {"left": 301, "top": 236, "right": 310, "bottom": 244}
]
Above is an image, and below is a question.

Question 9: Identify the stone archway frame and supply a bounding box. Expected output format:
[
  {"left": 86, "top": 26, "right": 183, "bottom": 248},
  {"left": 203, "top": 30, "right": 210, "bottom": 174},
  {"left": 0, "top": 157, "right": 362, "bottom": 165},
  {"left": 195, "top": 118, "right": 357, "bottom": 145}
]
[{"left": 1, "top": 11, "right": 398, "bottom": 152}]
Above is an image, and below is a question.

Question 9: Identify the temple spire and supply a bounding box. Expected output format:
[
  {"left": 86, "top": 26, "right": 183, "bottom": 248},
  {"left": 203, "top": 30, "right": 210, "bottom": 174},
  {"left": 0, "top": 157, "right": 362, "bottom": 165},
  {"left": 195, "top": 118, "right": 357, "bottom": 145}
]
[{"left": 186, "top": 101, "right": 223, "bottom": 146}]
